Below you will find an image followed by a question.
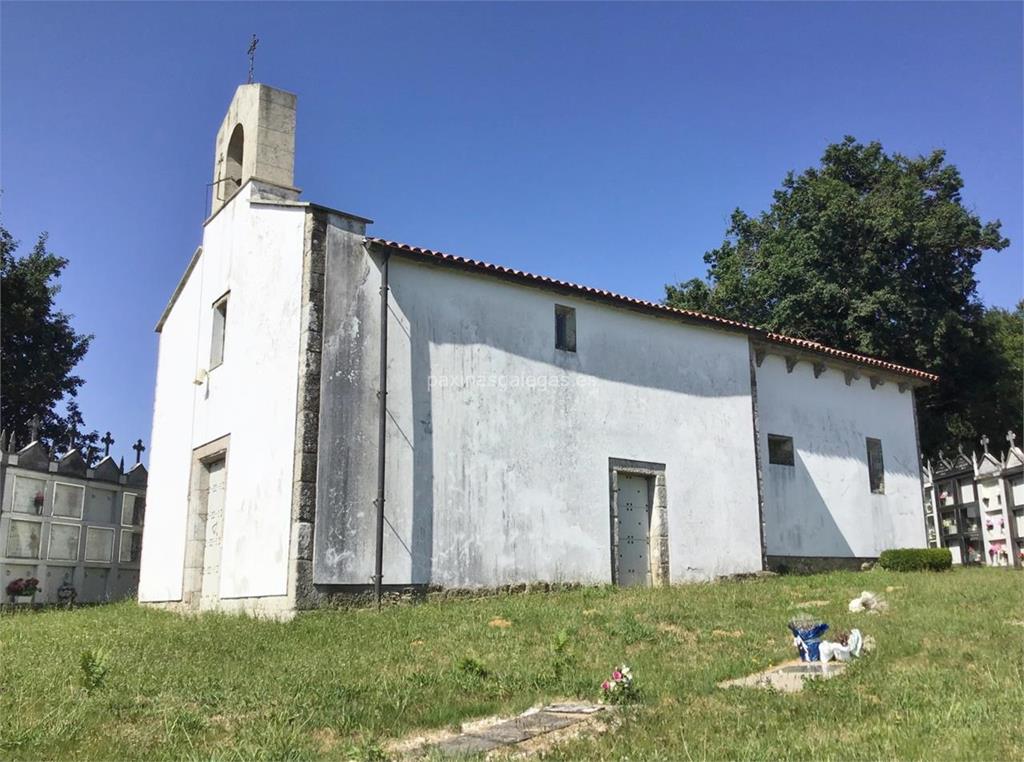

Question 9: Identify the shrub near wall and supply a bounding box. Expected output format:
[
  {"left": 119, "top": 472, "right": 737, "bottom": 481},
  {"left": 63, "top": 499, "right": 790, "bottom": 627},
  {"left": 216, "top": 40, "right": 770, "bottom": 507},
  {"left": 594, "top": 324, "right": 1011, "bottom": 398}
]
[{"left": 878, "top": 548, "right": 953, "bottom": 572}]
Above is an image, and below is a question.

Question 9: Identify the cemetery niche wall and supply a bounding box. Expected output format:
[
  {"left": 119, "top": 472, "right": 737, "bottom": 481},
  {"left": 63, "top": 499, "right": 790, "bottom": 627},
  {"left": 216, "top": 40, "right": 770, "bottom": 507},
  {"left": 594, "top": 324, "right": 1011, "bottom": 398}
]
[
  {"left": 921, "top": 430, "right": 1024, "bottom": 569},
  {"left": 0, "top": 428, "right": 148, "bottom": 605}
]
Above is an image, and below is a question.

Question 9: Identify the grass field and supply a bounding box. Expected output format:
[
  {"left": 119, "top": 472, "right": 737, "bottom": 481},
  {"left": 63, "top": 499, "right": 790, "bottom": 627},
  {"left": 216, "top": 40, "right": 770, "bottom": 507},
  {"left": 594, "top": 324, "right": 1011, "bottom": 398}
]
[{"left": 1, "top": 568, "right": 1022, "bottom": 760}]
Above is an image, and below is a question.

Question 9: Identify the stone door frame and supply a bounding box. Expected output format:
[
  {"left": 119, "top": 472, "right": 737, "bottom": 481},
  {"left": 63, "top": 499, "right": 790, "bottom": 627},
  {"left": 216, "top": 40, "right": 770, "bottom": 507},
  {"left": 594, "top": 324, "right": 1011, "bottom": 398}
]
[
  {"left": 181, "top": 435, "right": 230, "bottom": 608},
  {"left": 608, "top": 458, "right": 669, "bottom": 586}
]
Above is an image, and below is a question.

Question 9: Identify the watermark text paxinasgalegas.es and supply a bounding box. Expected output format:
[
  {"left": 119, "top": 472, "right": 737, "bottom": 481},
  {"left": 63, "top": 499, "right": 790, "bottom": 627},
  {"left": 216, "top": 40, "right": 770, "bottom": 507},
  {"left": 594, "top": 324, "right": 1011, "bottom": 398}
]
[{"left": 427, "top": 373, "right": 596, "bottom": 390}]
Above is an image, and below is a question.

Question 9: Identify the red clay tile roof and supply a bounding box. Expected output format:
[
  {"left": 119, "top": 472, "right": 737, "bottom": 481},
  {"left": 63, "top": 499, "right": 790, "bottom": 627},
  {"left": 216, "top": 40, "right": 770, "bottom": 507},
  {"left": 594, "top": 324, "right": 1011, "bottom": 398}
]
[
  {"left": 366, "top": 237, "right": 938, "bottom": 383},
  {"left": 763, "top": 334, "right": 938, "bottom": 381}
]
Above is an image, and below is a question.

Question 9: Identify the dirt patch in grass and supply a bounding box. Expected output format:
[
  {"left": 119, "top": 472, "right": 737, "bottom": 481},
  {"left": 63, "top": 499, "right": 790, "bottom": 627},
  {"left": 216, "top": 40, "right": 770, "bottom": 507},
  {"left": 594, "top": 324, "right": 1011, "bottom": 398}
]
[
  {"left": 656, "top": 622, "right": 696, "bottom": 642},
  {"left": 311, "top": 727, "right": 340, "bottom": 753}
]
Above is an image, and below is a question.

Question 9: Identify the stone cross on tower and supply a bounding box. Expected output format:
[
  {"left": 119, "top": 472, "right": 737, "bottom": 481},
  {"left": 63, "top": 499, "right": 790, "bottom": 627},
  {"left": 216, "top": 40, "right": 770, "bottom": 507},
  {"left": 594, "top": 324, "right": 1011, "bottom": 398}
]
[
  {"left": 247, "top": 34, "right": 259, "bottom": 84},
  {"left": 29, "top": 414, "right": 41, "bottom": 442},
  {"left": 1008, "top": 430, "right": 1017, "bottom": 449},
  {"left": 101, "top": 431, "right": 115, "bottom": 457},
  {"left": 980, "top": 434, "right": 990, "bottom": 454},
  {"left": 132, "top": 438, "right": 146, "bottom": 464}
]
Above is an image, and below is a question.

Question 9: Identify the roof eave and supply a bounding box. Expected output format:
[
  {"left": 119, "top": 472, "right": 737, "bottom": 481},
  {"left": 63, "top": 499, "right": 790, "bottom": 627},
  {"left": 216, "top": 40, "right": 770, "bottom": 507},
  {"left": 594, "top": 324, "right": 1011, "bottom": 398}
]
[
  {"left": 155, "top": 246, "right": 203, "bottom": 333},
  {"left": 753, "top": 338, "right": 937, "bottom": 386}
]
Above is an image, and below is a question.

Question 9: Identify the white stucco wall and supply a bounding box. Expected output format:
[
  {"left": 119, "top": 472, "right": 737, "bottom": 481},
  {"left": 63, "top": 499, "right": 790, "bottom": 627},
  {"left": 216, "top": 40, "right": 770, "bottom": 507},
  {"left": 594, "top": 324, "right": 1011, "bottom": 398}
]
[
  {"left": 315, "top": 250, "right": 765, "bottom": 587},
  {"left": 139, "top": 183, "right": 305, "bottom": 602},
  {"left": 138, "top": 260, "right": 201, "bottom": 601},
  {"left": 755, "top": 354, "right": 927, "bottom": 558}
]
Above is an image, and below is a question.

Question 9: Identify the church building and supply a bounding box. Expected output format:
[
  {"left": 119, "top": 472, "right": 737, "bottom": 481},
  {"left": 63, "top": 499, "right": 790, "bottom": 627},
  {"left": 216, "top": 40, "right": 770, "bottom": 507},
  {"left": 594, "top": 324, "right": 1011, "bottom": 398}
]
[{"left": 139, "top": 83, "right": 935, "bottom": 616}]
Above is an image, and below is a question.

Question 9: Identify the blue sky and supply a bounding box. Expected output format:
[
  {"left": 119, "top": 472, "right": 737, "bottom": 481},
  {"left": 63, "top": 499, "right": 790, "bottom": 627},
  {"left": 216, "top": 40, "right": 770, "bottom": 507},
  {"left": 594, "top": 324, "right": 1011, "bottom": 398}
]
[{"left": 2, "top": 2, "right": 1021, "bottom": 461}]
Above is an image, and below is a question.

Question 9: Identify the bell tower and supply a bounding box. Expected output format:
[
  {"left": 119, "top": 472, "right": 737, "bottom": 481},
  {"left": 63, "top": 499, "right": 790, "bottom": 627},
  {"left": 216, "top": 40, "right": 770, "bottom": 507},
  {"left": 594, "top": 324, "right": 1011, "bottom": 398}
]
[{"left": 210, "top": 83, "right": 297, "bottom": 215}]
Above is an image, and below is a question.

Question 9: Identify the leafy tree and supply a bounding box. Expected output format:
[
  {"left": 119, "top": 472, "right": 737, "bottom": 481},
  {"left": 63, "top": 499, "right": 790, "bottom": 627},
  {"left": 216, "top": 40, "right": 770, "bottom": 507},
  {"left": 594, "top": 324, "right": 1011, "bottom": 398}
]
[
  {"left": 975, "top": 302, "right": 1024, "bottom": 447},
  {"left": 1, "top": 224, "right": 98, "bottom": 456},
  {"left": 665, "top": 137, "right": 1014, "bottom": 453}
]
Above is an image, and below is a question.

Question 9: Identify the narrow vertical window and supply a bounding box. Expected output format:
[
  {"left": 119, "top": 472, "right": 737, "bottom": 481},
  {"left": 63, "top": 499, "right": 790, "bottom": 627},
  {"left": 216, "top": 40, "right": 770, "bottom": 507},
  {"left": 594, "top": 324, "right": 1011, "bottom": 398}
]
[
  {"left": 555, "top": 304, "right": 576, "bottom": 352},
  {"left": 767, "top": 434, "right": 795, "bottom": 466},
  {"left": 210, "top": 294, "right": 229, "bottom": 368},
  {"left": 866, "top": 437, "right": 885, "bottom": 494}
]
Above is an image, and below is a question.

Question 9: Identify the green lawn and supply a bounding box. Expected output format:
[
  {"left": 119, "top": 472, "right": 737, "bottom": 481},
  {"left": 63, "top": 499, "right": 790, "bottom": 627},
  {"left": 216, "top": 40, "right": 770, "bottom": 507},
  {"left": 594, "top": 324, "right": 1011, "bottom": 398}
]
[{"left": 1, "top": 568, "right": 1021, "bottom": 760}]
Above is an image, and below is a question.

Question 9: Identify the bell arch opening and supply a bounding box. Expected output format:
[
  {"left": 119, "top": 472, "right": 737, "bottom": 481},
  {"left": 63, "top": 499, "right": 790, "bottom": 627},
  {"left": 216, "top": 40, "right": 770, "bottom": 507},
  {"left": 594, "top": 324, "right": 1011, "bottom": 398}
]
[{"left": 222, "top": 124, "right": 244, "bottom": 199}]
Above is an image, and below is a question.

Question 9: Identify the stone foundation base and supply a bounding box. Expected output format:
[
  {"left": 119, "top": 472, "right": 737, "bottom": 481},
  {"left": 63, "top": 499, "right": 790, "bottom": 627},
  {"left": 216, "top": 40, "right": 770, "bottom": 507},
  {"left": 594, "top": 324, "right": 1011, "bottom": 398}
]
[
  {"left": 143, "top": 596, "right": 296, "bottom": 621},
  {"left": 766, "top": 555, "right": 876, "bottom": 574},
  {"left": 307, "top": 581, "right": 587, "bottom": 609}
]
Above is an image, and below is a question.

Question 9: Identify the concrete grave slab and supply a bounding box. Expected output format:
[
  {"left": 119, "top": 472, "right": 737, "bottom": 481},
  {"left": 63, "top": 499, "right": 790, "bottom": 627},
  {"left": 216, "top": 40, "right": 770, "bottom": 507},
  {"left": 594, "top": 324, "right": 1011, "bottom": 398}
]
[
  {"left": 410, "top": 702, "right": 610, "bottom": 758},
  {"left": 718, "top": 659, "right": 848, "bottom": 693},
  {"left": 720, "top": 660, "right": 848, "bottom": 693},
  {"left": 468, "top": 723, "right": 534, "bottom": 745},
  {"left": 432, "top": 734, "right": 504, "bottom": 756},
  {"left": 508, "top": 710, "right": 579, "bottom": 734},
  {"left": 544, "top": 703, "right": 606, "bottom": 715}
]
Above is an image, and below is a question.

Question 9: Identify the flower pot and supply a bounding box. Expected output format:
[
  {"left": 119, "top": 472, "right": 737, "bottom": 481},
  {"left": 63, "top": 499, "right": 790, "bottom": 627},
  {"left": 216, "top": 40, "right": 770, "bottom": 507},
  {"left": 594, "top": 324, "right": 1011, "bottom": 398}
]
[{"left": 11, "top": 594, "right": 34, "bottom": 605}]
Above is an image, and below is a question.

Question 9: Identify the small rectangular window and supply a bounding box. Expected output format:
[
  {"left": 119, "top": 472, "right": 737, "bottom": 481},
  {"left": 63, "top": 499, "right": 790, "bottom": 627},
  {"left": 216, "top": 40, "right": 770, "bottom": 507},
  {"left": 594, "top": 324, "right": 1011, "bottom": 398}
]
[
  {"left": 210, "top": 293, "right": 229, "bottom": 368},
  {"left": 767, "top": 434, "right": 795, "bottom": 466},
  {"left": 555, "top": 304, "right": 576, "bottom": 352},
  {"left": 866, "top": 437, "right": 885, "bottom": 494}
]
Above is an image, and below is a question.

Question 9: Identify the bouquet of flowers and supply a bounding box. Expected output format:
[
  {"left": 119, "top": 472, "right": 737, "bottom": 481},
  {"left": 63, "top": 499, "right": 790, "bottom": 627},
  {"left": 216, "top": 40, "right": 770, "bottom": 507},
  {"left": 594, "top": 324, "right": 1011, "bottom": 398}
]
[
  {"left": 601, "top": 664, "right": 636, "bottom": 704},
  {"left": 6, "top": 577, "right": 40, "bottom": 598}
]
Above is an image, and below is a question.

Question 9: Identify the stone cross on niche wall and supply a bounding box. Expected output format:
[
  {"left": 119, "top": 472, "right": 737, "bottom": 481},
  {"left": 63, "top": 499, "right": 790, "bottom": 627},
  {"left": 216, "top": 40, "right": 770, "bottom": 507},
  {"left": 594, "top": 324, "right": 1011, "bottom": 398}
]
[
  {"left": 101, "top": 431, "right": 115, "bottom": 457},
  {"left": 980, "top": 434, "right": 990, "bottom": 454},
  {"left": 29, "top": 414, "right": 41, "bottom": 442},
  {"left": 1008, "top": 430, "right": 1017, "bottom": 449},
  {"left": 133, "top": 438, "right": 146, "bottom": 464}
]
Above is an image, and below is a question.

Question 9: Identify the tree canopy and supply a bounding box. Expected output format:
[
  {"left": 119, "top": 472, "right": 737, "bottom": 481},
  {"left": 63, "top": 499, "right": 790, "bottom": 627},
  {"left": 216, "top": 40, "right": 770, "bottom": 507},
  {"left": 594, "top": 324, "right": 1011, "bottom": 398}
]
[
  {"left": 1, "top": 224, "right": 98, "bottom": 454},
  {"left": 665, "top": 137, "right": 1018, "bottom": 453}
]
